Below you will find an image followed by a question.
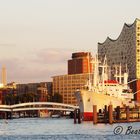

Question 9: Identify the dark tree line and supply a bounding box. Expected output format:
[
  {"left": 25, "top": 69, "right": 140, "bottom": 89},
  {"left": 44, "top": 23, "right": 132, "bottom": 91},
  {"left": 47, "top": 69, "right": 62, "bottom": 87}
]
[
  {"left": 51, "top": 92, "right": 63, "bottom": 103},
  {"left": 3, "top": 92, "right": 40, "bottom": 105}
]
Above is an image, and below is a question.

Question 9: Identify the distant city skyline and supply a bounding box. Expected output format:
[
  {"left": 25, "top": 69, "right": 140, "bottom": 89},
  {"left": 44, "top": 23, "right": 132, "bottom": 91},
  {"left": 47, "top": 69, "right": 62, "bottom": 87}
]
[{"left": 0, "top": 0, "right": 140, "bottom": 83}]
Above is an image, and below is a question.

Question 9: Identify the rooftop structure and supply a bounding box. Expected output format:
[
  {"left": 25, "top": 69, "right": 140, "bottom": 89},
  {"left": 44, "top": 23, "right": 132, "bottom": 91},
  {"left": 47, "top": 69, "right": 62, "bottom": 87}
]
[{"left": 68, "top": 52, "right": 93, "bottom": 75}]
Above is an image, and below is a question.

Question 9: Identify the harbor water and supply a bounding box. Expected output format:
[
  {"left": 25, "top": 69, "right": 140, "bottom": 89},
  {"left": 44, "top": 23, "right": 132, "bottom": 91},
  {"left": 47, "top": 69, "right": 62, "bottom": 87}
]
[{"left": 0, "top": 118, "right": 140, "bottom": 140}]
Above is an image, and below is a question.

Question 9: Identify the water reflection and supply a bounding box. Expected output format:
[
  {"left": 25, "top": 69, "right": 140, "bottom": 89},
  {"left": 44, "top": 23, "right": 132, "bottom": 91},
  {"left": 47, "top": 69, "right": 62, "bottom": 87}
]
[{"left": 0, "top": 118, "right": 139, "bottom": 140}]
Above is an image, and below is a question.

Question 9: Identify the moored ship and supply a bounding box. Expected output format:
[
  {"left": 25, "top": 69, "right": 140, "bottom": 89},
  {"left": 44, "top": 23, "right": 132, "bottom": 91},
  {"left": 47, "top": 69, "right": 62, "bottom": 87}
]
[{"left": 75, "top": 56, "right": 135, "bottom": 121}]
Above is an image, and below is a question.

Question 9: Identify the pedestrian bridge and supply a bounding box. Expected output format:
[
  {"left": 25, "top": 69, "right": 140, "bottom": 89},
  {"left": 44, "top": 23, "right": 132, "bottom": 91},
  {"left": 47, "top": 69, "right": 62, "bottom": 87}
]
[{"left": 0, "top": 102, "right": 79, "bottom": 112}]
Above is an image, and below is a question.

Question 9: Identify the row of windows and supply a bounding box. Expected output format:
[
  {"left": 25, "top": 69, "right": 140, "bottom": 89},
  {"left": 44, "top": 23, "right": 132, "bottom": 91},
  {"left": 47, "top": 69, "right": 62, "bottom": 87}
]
[
  {"left": 53, "top": 74, "right": 93, "bottom": 79},
  {"left": 53, "top": 83, "right": 86, "bottom": 87},
  {"left": 54, "top": 79, "right": 88, "bottom": 82}
]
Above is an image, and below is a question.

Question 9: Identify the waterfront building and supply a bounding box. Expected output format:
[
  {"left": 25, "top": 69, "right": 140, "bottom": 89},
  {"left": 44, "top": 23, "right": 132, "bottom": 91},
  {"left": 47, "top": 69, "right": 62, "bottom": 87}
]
[
  {"left": 52, "top": 73, "right": 93, "bottom": 105},
  {"left": 16, "top": 82, "right": 52, "bottom": 102},
  {"left": 0, "top": 87, "right": 17, "bottom": 105},
  {"left": 6, "top": 82, "right": 17, "bottom": 89},
  {"left": 53, "top": 52, "right": 94, "bottom": 105},
  {"left": 68, "top": 52, "right": 93, "bottom": 74},
  {"left": 98, "top": 18, "right": 140, "bottom": 101},
  {"left": 0, "top": 82, "right": 52, "bottom": 105},
  {"left": 0, "top": 82, "right": 17, "bottom": 105}
]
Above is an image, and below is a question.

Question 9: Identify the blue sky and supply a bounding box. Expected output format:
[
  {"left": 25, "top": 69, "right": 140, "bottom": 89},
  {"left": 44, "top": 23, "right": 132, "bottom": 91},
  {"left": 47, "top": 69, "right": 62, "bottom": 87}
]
[{"left": 0, "top": 0, "right": 140, "bottom": 83}]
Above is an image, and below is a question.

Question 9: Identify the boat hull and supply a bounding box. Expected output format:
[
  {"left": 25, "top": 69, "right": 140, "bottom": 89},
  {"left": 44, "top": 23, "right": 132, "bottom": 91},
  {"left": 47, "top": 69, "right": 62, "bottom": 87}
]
[{"left": 75, "top": 90, "right": 134, "bottom": 121}]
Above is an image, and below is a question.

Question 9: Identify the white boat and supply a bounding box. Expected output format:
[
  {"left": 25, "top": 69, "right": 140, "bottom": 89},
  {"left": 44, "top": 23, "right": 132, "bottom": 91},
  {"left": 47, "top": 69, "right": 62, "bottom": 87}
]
[
  {"left": 75, "top": 55, "right": 135, "bottom": 121},
  {"left": 51, "top": 114, "right": 60, "bottom": 118}
]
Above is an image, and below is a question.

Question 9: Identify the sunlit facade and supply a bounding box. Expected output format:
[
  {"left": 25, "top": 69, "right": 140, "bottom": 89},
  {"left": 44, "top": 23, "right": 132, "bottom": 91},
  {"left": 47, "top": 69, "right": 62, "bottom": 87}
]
[
  {"left": 68, "top": 52, "right": 93, "bottom": 74},
  {"left": 52, "top": 73, "right": 93, "bottom": 105}
]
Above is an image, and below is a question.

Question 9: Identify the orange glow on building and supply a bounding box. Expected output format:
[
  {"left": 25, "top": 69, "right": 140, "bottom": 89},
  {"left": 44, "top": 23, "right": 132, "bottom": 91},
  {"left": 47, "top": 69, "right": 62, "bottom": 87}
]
[{"left": 68, "top": 52, "right": 93, "bottom": 75}]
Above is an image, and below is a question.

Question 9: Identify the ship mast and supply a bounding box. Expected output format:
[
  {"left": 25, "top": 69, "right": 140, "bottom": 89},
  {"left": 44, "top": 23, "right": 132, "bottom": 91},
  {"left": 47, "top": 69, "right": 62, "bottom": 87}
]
[
  {"left": 119, "top": 63, "right": 122, "bottom": 84},
  {"left": 93, "top": 54, "right": 99, "bottom": 87},
  {"left": 88, "top": 52, "right": 90, "bottom": 81},
  {"left": 114, "top": 63, "right": 124, "bottom": 84},
  {"left": 101, "top": 55, "right": 108, "bottom": 91},
  {"left": 87, "top": 53, "right": 100, "bottom": 91},
  {"left": 115, "top": 65, "right": 117, "bottom": 81},
  {"left": 87, "top": 52, "right": 92, "bottom": 91}
]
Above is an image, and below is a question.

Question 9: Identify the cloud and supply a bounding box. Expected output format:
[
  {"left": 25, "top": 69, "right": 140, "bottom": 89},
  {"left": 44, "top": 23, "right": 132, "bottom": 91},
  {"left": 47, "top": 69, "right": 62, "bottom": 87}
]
[
  {"left": 0, "top": 48, "right": 73, "bottom": 83},
  {"left": 32, "top": 48, "right": 72, "bottom": 64},
  {"left": 0, "top": 43, "right": 16, "bottom": 47}
]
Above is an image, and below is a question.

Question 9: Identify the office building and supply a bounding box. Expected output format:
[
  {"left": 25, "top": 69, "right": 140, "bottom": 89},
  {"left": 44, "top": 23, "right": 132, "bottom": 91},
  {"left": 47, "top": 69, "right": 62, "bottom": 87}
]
[
  {"left": 53, "top": 52, "right": 94, "bottom": 105},
  {"left": 68, "top": 52, "right": 93, "bottom": 74},
  {"left": 52, "top": 73, "right": 93, "bottom": 105}
]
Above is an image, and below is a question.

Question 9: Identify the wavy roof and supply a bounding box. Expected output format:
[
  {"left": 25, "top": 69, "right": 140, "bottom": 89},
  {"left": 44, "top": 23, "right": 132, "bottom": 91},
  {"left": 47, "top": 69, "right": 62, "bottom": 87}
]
[{"left": 98, "top": 18, "right": 140, "bottom": 45}]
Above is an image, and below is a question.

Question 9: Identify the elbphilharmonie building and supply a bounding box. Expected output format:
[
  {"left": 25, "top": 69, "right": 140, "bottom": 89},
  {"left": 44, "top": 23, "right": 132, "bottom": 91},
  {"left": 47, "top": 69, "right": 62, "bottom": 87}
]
[{"left": 98, "top": 18, "right": 140, "bottom": 101}]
